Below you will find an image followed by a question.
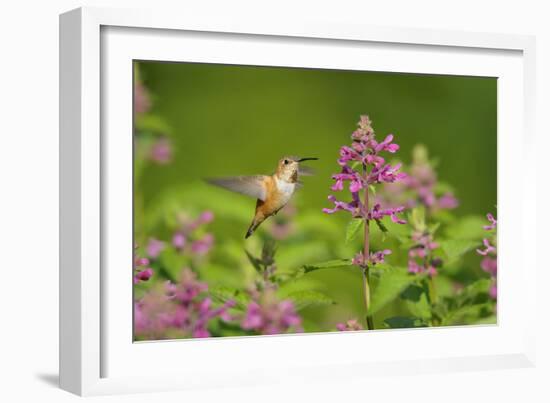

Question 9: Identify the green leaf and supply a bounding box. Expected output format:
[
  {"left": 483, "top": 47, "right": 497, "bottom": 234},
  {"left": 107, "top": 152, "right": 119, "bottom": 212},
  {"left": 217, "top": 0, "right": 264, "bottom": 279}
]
[
  {"left": 158, "top": 248, "right": 188, "bottom": 280},
  {"left": 301, "top": 259, "right": 353, "bottom": 274},
  {"left": 409, "top": 206, "right": 426, "bottom": 232},
  {"left": 369, "top": 266, "right": 416, "bottom": 315},
  {"left": 444, "top": 215, "right": 488, "bottom": 241},
  {"left": 135, "top": 114, "right": 172, "bottom": 135},
  {"left": 428, "top": 222, "right": 441, "bottom": 235},
  {"left": 442, "top": 303, "right": 492, "bottom": 325},
  {"left": 440, "top": 239, "right": 477, "bottom": 264},
  {"left": 374, "top": 218, "right": 388, "bottom": 233},
  {"left": 459, "top": 278, "right": 492, "bottom": 301},
  {"left": 209, "top": 285, "right": 250, "bottom": 310},
  {"left": 244, "top": 249, "right": 263, "bottom": 274},
  {"left": 345, "top": 219, "right": 364, "bottom": 244},
  {"left": 278, "top": 290, "right": 336, "bottom": 311},
  {"left": 384, "top": 316, "right": 427, "bottom": 329},
  {"left": 405, "top": 293, "right": 432, "bottom": 320},
  {"left": 400, "top": 284, "right": 425, "bottom": 302}
]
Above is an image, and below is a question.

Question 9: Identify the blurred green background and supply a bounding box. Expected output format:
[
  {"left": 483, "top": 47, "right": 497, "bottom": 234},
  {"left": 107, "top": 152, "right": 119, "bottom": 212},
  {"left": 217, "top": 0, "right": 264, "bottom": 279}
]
[
  {"left": 135, "top": 60, "right": 497, "bottom": 331},
  {"left": 138, "top": 61, "right": 496, "bottom": 214}
]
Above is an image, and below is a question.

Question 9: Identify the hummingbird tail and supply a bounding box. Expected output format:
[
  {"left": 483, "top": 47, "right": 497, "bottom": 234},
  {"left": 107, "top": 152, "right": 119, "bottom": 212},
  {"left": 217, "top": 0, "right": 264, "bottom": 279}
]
[
  {"left": 245, "top": 220, "right": 257, "bottom": 239},
  {"left": 245, "top": 216, "right": 263, "bottom": 239}
]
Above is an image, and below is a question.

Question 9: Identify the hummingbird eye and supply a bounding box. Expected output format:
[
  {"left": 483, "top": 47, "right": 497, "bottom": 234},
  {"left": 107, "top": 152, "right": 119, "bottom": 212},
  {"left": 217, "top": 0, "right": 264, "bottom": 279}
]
[{"left": 283, "top": 159, "right": 289, "bottom": 165}]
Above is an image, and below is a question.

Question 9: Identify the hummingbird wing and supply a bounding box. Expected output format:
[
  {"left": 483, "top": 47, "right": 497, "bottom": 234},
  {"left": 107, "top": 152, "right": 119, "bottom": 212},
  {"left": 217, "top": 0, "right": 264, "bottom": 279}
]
[
  {"left": 206, "top": 175, "right": 268, "bottom": 201},
  {"left": 298, "top": 166, "right": 316, "bottom": 176}
]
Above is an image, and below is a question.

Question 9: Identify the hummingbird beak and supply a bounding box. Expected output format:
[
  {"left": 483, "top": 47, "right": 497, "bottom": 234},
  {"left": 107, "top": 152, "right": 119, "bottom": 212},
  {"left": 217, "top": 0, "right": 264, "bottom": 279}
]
[{"left": 297, "top": 157, "right": 319, "bottom": 162}]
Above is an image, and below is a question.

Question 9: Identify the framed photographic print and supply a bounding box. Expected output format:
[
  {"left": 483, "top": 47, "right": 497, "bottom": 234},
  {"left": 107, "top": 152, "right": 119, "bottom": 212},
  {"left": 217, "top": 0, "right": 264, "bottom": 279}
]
[{"left": 60, "top": 6, "right": 537, "bottom": 396}]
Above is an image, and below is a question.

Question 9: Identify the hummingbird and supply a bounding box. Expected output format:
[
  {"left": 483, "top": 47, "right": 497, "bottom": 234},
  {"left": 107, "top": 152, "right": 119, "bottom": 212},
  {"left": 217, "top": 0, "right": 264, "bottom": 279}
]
[{"left": 206, "top": 156, "right": 318, "bottom": 238}]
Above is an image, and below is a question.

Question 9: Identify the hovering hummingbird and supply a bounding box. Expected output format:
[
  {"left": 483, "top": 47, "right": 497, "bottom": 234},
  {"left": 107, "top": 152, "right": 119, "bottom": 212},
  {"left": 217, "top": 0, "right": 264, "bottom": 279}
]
[{"left": 207, "top": 156, "right": 318, "bottom": 238}]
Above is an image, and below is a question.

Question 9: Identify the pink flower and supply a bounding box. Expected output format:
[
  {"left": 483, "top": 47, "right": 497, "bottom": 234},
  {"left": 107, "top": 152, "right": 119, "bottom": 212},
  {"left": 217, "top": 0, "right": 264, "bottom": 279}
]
[
  {"left": 241, "top": 290, "right": 302, "bottom": 335},
  {"left": 476, "top": 238, "right": 496, "bottom": 256},
  {"left": 489, "top": 281, "right": 497, "bottom": 299},
  {"left": 146, "top": 238, "right": 165, "bottom": 259},
  {"left": 367, "top": 203, "right": 406, "bottom": 225},
  {"left": 322, "top": 194, "right": 362, "bottom": 216},
  {"left": 135, "top": 268, "right": 235, "bottom": 340},
  {"left": 352, "top": 250, "right": 391, "bottom": 268},
  {"left": 324, "top": 115, "right": 406, "bottom": 220},
  {"left": 483, "top": 213, "right": 497, "bottom": 231},
  {"left": 191, "top": 233, "right": 214, "bottom": 255},
  {"left": 478, "top": 212, "right": 497, "bottom": 300},
  {"left": 134, "top": 268, "right": 153, "bottom": 283},
  {"left": 480, "top": 256, "right": 497, "bottom": 276},
  {"left": 134, "top": 80, "right": 151, "bottom": 115},
  {"left": 377, "top": 145, "right": 459, "bottom": 213},
  {"left": 149, "top": 137, "right": 172, "bottom": 164},
  {"left": 172, "top": 232, "right": 186, "bottom": 250},
  {"left": 198, "top": 210, "right": 214, "bottom": 224},
  {"left": 407, "top": 230, "right": 440, "bottom": 276},
  {"left": 438, "top": 193, "right": 459, "bottom": 209},
  {"left": 336, "top": 319, "right": 363, "bottom": 331}
]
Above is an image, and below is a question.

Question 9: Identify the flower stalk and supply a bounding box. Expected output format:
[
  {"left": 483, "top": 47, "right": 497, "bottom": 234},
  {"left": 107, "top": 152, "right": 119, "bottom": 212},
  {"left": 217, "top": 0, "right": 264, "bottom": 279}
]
[
  {"left": 362, "top": 162, "right": 375, "bottom": 329},
  {"left": 323, "top": 115, "right": 407, "bottom": 330}
]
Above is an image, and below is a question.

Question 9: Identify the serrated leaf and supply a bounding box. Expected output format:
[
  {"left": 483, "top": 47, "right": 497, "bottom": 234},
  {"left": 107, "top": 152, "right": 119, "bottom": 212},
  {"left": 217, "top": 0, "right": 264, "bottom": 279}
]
[
  {"left": 368, "top": 266, "right": 416, "bottom": 315},
  {"left": 345, "top": 219, "right": 364, "bottom": 244},
  {"left": 279, "top": 290, "right": 336, "bottom": 311},
  {"left": 301, "top": 259, "right": 353, "bottom": 274},
  {"left": 440, "top": 239, "right": 477, "bottom": 264}
]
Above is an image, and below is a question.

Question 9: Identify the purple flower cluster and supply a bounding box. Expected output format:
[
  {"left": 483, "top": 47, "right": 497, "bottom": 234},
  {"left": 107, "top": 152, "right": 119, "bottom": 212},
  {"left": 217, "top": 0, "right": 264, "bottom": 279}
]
[
  {"left": 172, "top": 211, "right": 215, "bottom": 256},
  {"left": 477, "top": 213, "right": 497, "bottom": 299},
  {"left": 336, "top": 318, "right": 363, "bottom": 331},
  {"left": 146, "top": 238, "right": 165, "bottom": 259},
  {"left": 134, "top": 245, "right": 154, "bottom": 284},
  {"left": 135, "top": 268, "right": 235, "bottom": 339},
  {"left": 134, "top": 80, "right": 151, "bottom": 116},
  {"left": 407, "top": 230, "right": 440, "bottom": 277},
  {"left": 323, "top": 116, "right": 407, "bottom": 272},
  {"left": 241, "top": 289, "right": 302, "bottom": 335},
  {"left": 149, "top": 137, "right": 173, "bottom": 165},
  {"left": 377, "top": 145, "right": 459, "bottom": 213},
  {"left": 323, "top": 116, "right": 406, "bottom": 221},
  {"left": 352, "top": 249, "right": 391, "bottom": 267}
]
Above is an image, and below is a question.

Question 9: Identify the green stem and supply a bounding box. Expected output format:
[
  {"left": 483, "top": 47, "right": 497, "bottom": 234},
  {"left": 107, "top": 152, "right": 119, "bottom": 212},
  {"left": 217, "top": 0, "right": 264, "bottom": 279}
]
[{"left": 362, "top": 162, "right": 374, "bottom": 330}]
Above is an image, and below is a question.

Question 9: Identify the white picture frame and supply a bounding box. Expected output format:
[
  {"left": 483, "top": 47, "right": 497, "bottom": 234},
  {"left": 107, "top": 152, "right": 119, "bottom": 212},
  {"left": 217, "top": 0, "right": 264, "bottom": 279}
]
[{"left": 59, "top": 6, "right": 537, "bottom": 396}]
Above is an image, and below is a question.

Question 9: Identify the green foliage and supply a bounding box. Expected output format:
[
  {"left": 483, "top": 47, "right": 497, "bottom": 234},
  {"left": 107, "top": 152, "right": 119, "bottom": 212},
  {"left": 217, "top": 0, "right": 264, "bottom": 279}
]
[
  {"left": 345, "top": 219, "right": 364, "bottom": 244},
  {"left": 301, "top": 259, "right": 353, "bottom": 274},
  {"left": 133, "top": 61, "right": 497, "bottom": 338},
  {"left": 439, "top": 239, "right": 477, "bottom": 265},
  {"left": 209, "top": 285, "right": 250, "bottom": 310},
  {"left": 369, "top": 267, "right": 416, "bottom": 315},
  {"left": 278, "top": 290, "right": 336, "bottom": 311},
  {"left": 135, "top": 114, "right": 173, "bottom": 135},
  {"left": 384, "top": 317, "right": 427, "bottom": 329}
]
